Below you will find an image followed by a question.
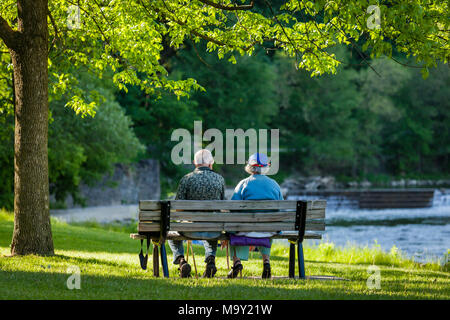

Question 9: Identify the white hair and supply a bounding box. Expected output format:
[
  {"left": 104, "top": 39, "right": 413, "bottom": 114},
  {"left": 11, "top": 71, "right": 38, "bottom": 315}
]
[
  {"left": 245, "top": 164, "right": 269, "bottom": 175},
  {"left": 194, "top": 149, "right": 214, "bottom": 165}
]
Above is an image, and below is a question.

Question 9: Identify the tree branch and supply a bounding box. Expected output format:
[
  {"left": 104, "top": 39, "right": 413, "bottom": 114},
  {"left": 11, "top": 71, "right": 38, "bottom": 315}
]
[
  {"left": 388, "top": 56, "right": 424, "bottom": 69},
  {"left": 190, "top": 38, "right": 212, "bottom": 68},
  {"left": 0, "top": 15, "right": 21, "bottom": 49},
  {"left": 264, "top": 0, "right": 304, "bottom": 65},
  {"left": 327, "top": 15, "right": 382, "bottom": 77},
  {"left": 140, "top": 0, "right": 257, "bottom": 52},
  {"left": 197, "top": 0, "right": 254, "bottom": 11},
  {"left": 47, "top": 9, "right": 61, "bottom": 54}
]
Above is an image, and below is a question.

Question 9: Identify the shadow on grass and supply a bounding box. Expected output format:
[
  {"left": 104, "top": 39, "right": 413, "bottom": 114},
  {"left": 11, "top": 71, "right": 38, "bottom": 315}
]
[
  {"left": 1, "top": 219, "right": 138, "bottom": 255},
  {"left": 0, "top": 268, "right": 413, "bottom": 300},
  {"left": 2, "top": 248, "right": 448, "bottom": 300},
  {"left": 53, "top": 254, "right": 132, "bottom": 269}
]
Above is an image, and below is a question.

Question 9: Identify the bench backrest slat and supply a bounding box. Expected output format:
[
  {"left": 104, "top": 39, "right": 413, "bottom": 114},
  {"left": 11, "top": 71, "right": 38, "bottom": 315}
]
[
  {"left": 138, "top": 200, "right": 326, "bottom": 234},
  {"left": 139, "top": 210, "right": 325, "bottom": 222},
  {"left": 138, "top": 221, "right": 325, "bottom": 232},
  {"left": 140, "top": 200, "right": 326, "bottom": 211}
]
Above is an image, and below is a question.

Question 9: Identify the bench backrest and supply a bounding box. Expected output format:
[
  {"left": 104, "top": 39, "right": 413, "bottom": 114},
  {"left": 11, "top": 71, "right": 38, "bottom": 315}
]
[{"left": 138, "top": 200, "right": 326, "bottom": 235}]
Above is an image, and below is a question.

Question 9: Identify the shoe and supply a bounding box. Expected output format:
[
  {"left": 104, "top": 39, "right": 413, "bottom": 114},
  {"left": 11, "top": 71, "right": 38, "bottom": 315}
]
[
  {"left": 227, "top": 260, "right": 243, "bottom": 279},
  {"left": 178, "top": 258, "right": 191, "bottom": 278},
  {"left": 262, "top": 263, "right": 271, "bottom": 279},
  {"left": 203, "top": 256, "right": 217, "bottom": 278}
]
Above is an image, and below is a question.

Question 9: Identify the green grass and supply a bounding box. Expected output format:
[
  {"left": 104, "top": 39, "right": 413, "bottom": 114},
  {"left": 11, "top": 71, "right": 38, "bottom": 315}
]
[{"left": 0, "top": 209, "right": 449, "bottom": 299}]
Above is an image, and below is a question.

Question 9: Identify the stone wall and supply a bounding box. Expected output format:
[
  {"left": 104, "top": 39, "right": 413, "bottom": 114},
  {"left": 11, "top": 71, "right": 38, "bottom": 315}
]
[{"left": 59, "top": 159, "right": 160, "bottom": 208}]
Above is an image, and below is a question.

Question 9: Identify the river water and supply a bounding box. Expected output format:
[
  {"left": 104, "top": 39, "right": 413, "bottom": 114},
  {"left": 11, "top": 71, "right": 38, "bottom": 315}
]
[
  {"left": 288, "top": 189, "right": 450, "bottom": 263},
  {"left": 52, "top": 189, "right": 450, "bottom": 264}
]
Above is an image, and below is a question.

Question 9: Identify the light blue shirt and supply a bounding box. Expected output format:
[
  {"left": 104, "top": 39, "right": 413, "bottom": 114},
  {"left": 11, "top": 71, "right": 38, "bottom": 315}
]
[
  {"left": 231, "top": 174, "right": 284, "bottom": 238},
  {"left": 231, "top": 174, "right": 284, "bottom": 201}
]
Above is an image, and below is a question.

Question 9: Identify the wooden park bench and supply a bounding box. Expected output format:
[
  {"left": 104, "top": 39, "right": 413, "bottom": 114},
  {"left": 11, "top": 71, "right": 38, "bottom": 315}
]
[{"left": 130, "top": 199, "right": 326, "bottom": 279}]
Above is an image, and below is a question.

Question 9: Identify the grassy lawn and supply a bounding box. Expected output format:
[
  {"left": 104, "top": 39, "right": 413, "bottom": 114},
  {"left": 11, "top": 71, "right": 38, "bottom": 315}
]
[{"left": 0, "top": 210, "right": 448, "bottom": 300}]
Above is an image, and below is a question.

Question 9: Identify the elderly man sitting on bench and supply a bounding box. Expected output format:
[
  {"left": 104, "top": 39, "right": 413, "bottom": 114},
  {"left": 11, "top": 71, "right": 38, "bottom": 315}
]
[{"left": 167, "top": 149, "right": 225, "bottom": 278}]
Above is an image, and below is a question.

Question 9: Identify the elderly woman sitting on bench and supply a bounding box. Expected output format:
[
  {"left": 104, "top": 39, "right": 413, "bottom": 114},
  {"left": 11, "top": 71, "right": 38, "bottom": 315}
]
[{"left": 228, "top": 152, "right": 283, "bottom": 279}]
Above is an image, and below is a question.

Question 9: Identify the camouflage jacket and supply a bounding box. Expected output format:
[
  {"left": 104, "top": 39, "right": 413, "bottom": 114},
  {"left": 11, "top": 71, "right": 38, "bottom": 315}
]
[{"left": 175, "top": 166, "right": 225, "bottom": 200}]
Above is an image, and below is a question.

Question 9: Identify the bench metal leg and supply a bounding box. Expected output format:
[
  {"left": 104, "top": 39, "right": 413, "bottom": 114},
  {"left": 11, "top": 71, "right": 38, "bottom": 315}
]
[
  {"left": 289, "top": 243, "right": 296, "bottom": 278},
  {"left": 153, "top": 245, "right": 160, "bottom": 277},
  {"left": 297, "top": 242, "right": 306, "bottom": 279},
  {"left": 160, "top": 242, "right": 170, "bottom": 278}
]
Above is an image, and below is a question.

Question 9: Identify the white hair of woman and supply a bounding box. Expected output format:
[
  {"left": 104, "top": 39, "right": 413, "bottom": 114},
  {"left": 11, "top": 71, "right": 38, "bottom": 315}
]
[{"left": 245, "top": 164, "right": 270, "bottom": 175}]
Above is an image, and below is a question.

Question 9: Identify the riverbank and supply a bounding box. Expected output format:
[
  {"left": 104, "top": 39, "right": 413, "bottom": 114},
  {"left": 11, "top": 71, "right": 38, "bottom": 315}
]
[
  {"left": 288, "top": 189, "right": 450, "bottom": 263},
  {"left": 0, "top": 210, "right": 448, "bottom": 299},
  {"left": 49, "top": 196, "right": 450, "bottom": 264}
]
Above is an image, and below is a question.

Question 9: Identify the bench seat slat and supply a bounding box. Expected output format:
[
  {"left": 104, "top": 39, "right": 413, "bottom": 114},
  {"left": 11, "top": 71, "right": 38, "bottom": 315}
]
[
  {"left": 130, "top": 232, "right": 323, "bottom": 240},
  {"left": 138, "top": 221, "right": 325, "bottom": 232},
  {"left": 139, "top": 209, "right": 325, "bottom": 222}
]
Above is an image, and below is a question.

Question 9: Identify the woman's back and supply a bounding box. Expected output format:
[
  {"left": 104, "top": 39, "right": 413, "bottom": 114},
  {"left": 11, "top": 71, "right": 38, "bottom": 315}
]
[{"left": 231, "top": 174, "right": 283, "bottom": 201}]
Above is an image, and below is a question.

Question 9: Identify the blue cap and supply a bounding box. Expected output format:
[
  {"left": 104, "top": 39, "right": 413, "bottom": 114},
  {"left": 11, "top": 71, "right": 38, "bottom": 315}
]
[{"left": 248, "top": 153, "right": 269, "bottom": 167}]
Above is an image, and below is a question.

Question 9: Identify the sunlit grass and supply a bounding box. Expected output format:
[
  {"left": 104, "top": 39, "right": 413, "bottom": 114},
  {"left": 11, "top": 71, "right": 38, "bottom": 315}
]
[
  {"left": 302, "top": 241, "right": 447, "bottom": 271},
  {"left": 0, "top": 209, "right": 449, "bottom": 299}
]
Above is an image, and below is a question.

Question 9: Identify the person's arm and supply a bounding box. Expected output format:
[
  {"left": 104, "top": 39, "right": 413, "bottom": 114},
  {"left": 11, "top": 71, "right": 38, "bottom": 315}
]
[
  {"left": 273, "top": 180, "right": 284, "bottom": 200},
  {"left": 175, "top": 176, "right": 188, "bottom": 200},
  {"left": 221, "top": 181, "right": 225, "bottom": 200},
  {"left": 279, "top": 187, "right": 284, "bottom": 200},
  {"left": 230, "top": 180, "right": 244, "bottom": 200}
]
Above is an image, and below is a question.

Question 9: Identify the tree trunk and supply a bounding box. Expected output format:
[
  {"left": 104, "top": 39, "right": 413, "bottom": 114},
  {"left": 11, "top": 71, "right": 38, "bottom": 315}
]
[{"left": 9, "top": 0, "right": 54, "bottom": 256}]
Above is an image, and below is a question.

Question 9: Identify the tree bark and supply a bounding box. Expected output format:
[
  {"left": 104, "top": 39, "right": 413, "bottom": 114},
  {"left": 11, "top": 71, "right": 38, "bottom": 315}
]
[{"left": 9, "top": 0, "right": 54, "bottom": 256}]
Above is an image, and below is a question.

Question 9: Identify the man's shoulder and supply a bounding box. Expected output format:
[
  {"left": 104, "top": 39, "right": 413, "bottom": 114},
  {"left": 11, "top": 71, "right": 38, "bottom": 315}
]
[
  {"left": 179, "top": 172, "right": 195, "bottom": 184},
  {"left": 207, "top": 170, "right": 225, "bottom": 181},
  {"left": 182, "top": 171, "right": 195, "bottom": 179},
  {"left": 183, "top": 169, "right": 224, "bottom": 183}
]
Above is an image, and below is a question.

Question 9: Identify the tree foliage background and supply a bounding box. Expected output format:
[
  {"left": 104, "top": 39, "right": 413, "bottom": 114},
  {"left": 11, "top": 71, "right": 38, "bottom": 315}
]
[{"left": 0, "top": 0, "right": 448, "bottom": 207}]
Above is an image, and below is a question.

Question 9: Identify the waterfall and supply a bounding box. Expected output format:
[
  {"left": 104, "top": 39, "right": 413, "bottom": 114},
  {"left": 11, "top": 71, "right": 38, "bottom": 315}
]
[{"left": 433, "top": 189, "right": 450, "bottom": 207}]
